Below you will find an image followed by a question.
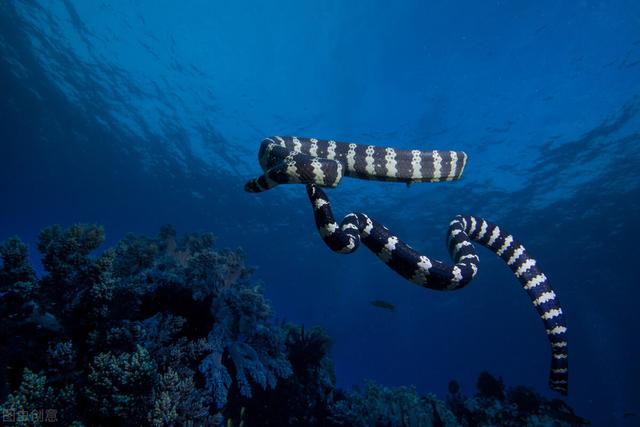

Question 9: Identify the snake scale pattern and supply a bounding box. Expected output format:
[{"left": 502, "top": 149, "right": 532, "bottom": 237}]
[{"left": 245, "top": 136, "right": 569, "bottom": 395}]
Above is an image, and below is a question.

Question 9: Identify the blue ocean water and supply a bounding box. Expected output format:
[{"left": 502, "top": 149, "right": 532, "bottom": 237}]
[{"left": 0, "top": 0, "right": 639, "bottom": 425}]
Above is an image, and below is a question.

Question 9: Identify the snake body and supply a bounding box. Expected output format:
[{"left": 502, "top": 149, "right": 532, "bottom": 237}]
[
  {"left": 246, "top": 136, "right": 569, "bottom": 395},
  {"left": 244, "top": 136, "right": 467, "bottom": 192}
]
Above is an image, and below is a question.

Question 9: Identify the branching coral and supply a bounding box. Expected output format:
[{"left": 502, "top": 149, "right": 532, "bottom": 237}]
[
  {"left": 0, "top": 237, "right": 36, "bottom": 289},
  {"left": 201, "top": 281, "right": 292, "bottom": 407},
  {"left": 148, "top": 368, "right": 212, "bottom": 426},
  {"left": 37, "top": 224, "right": 105, "bottom": 287},
  {"left": 86, "top": 345, "right": 157, "bottom": 426},
  {"left": 0, "top": 369, "right": 75, "bottom": 427}
]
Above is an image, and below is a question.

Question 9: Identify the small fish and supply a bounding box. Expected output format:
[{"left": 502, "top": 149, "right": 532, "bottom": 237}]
[
  {"left": 623, "top": 412, "right": 636, "bottom": 418},
  {"left": 370, "top": 300, "right": 395, "bottom": 311}
]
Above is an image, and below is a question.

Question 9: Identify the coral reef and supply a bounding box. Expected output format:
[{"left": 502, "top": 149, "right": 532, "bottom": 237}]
[
  {"left": 0, "top": 224, "right": 289, "bottom": 425},
  {"left": 328, "top": 372, "right": 590, "bottom": 427},
  {"left": 230, "top": 324, "right": 337, "bottom": 426},
  {"left": 445, "top": 371, "right": 590, "bottom": 427},
  {"left": 0, "top": 225, "right": 588, "bottom": 426},
  {"left": 330, "top": 381, "right": 458, "bottom": 427}
]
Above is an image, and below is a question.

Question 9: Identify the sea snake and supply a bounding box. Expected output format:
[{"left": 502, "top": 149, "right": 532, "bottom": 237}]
[{"left": 245, "top": 136, "right": 569, "bottom": 395}]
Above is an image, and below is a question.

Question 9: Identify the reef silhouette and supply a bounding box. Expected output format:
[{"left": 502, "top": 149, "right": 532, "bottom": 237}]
[{"left": 0, "top": 224, "right": 587, "bottom": 426}]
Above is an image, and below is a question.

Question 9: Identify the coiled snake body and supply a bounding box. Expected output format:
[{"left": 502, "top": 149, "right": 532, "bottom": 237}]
[{"left": 246, "top": 136, "right": 569, "bottom": 395}]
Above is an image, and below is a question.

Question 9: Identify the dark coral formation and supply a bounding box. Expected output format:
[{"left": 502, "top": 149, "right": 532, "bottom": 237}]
[
  {"left": 230, "top": 324, "right": 337, "bottom": 426},
  {"left": 444, "top": 371, "right": 590, "bottom": 427},
  {"left": 0, "top": 224, "right": 288, "bottom": 425},
  {"left": 0, "top": 225, "right": 587, "bottom": 426},
  {"left": 330, "top": 381, "right": 458, "bottom": 426}
]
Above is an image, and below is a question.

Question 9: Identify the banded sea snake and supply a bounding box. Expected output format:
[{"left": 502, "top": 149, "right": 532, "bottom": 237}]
[{"left": 245, "top": 136, "right": 569, "bottom": 395}]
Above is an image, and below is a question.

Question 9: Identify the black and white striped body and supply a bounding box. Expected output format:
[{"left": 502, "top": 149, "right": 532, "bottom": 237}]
[
  {"left": 245, "top": 136, "right": 468, "bottom": 192},
  {"left": 245, "top": 136, "right": 568, "bottom": 395},
  {"left": 306, "top": 184, "right": 568, "bottom": 395}
]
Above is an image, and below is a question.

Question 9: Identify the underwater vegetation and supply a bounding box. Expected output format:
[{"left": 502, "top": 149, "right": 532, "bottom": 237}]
[{"left": 0, "top": 224, "right": 587, "bottom": 426}]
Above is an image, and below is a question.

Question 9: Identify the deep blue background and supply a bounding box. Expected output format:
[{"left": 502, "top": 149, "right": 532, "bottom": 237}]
[{"left": 1, "top": 1, "right": 639, "bottom": 425}]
